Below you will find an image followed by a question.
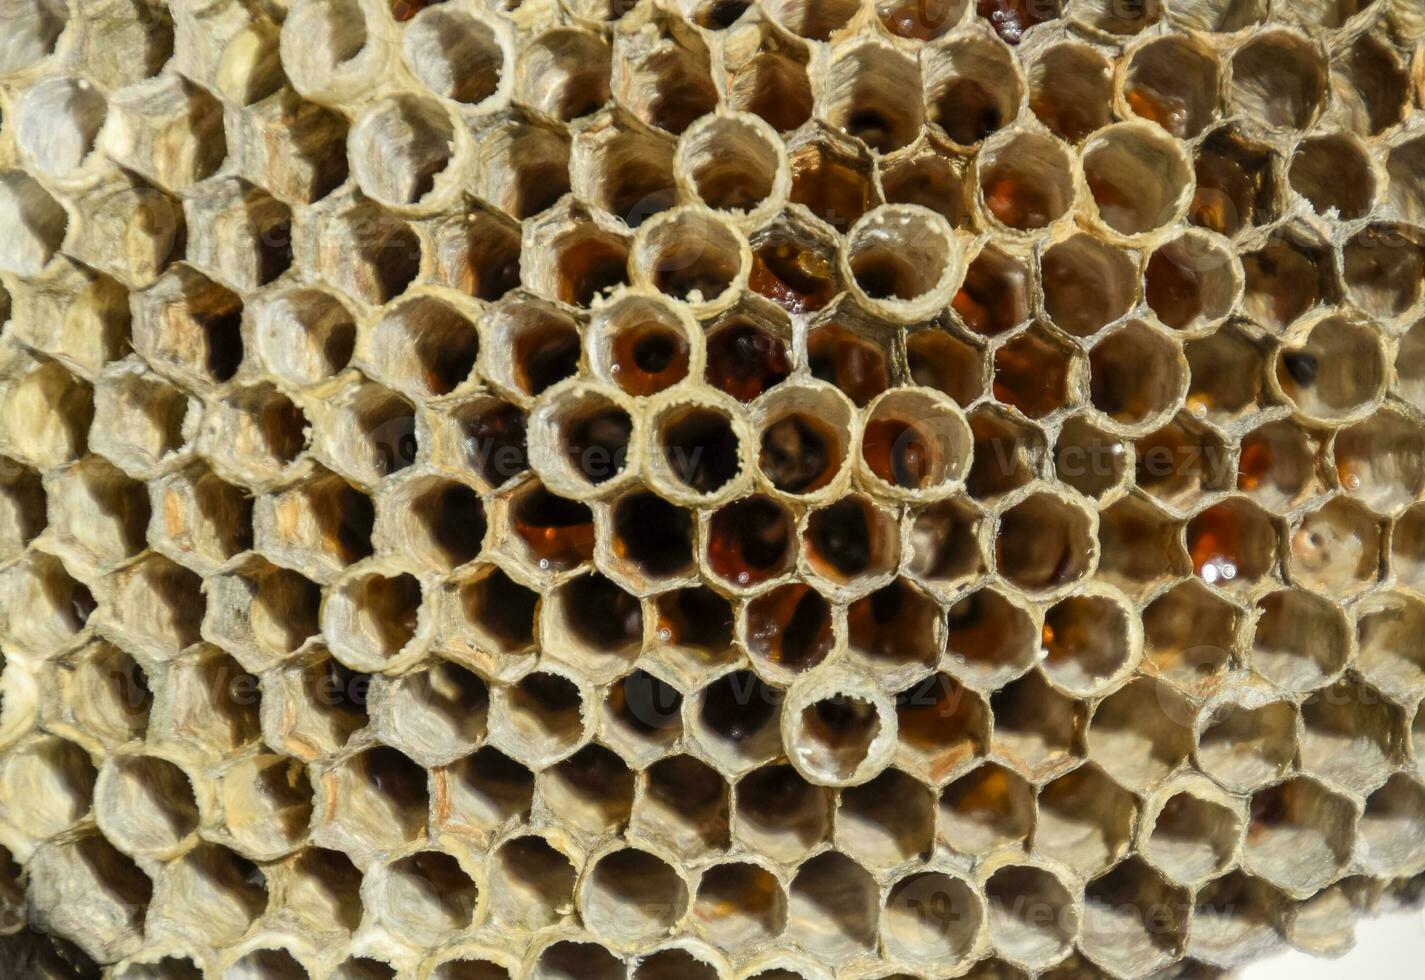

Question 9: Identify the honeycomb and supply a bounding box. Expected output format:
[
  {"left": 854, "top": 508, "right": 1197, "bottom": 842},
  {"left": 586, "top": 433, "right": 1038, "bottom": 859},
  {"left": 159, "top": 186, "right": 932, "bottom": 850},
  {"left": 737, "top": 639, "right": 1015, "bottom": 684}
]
[{"left": 3, "top": 0, "right": 1425, "bottom": 976}]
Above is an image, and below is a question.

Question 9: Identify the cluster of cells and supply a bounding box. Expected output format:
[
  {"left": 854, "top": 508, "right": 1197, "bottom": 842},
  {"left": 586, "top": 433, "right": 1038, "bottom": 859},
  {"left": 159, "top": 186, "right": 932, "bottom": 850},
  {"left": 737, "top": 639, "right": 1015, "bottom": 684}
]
[{"left": 4, "top": 0, "right": 1425, "bottom": 977}]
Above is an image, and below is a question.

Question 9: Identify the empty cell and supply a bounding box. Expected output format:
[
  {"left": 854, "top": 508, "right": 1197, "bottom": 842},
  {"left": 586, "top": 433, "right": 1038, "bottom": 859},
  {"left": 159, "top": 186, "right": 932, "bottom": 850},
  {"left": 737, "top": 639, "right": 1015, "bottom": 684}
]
[
  {"left": 1195, "top": 694, "right": 1297, "bottom": 793},
  {"left": 1041, "top": 591, "right": 1136, "bottom": 696},
  {"left": 655, "top": 404, "right": 743, "bottom": 497},
  {"left": 634, "top": 209, "right": 746, "bottom": 306},
  {"left": 1039, "top": 233, "right": 1136, "bottom": 338},
  {"left": 883, "top": 870, "right": 985, "bottom": 969},
  {"left": 679, "top": 113, "right": 784, "bottom": 217},
  {"left": 103, "top": 554, "right": 205, "bottom": 659},
  {"left": 1087, "top": 677, "right": 1193, "bottom": 791},
  {"left": 1189, "top": 870, "right": 1286, "bottom": 968},
  {"left": 1298, "top": 677, "right": 1403, "bottom": 794},
  {"left": 704, "top": 314, "right": 792, "bottom": 402},
  {"left": 404, "top": 7, "right": 505, "bottom": 105},
  {"left": 1145, "top": 231, "right": 1241, "bottom": 334},
  {"left": 251, "top": 288, "right": 356, "bottom": 388},
  {"left": 488, "top": 834, "right": 576, "bottom": 930},
  {"left": 575, "top": 110, "right": 675, "bottom": 229},
  {"left": 457, "top": 566, "right": 538, "bottom": 658},
  {"left": 945, "top": 587, "right": 1037, "bottom": 689},
  {"left": 15, "top": 76, "right": 107, "bottom": 180},
  {"left": 990, "top": 671, "right": 1081, "bottom": 778},
  {"left": 1250, "top": 588, "right": 1349, "bottom": 692},
  {"left": 745, "top": 583, "right": 834, "bottom": 677},
  {"left": 1089, "top": 321, "right": 1186, "bottom": 429},
  {"left": 461, "top": 401, "right": 529, "bottom": 490},
  {"left": 0, "top": 171, "right": 68, "bottom": 276},
  {"left": 906, "top": 496, "right": 985, "bottom": 590},
  {"left": 1079, "top": 858, "right": 1188, "bottom": 977},
  {"left": 735, "top": 763, "right": 830, "bottom": 863},
  {"left": 273, "top": 846, "right": 364, "bottom": 937},
  {"left": 838, "top": 768, "right": 934, "bottom": 870},
  {"left": 965, "top": 408, "right": 1043, "bottom": 500},
  {"left": 45, "top": 455, "right": 149, "bottom": 570},
  {"left": 756, "top": 396, "right": 852, "bottom": 500},
  {"left": 503, "top": 484, "right": 592, "bottom": 575},
  {"left": 846, "top": 578, "right": 941, "bottom": 682},
  {"left": 654, "top": 586, "right": 735, "bottom": 663},
  {"left": 1124, "top": 35, "right": 1220, "bottom": 138},
  {"left": 1034, "top": 764, "right": 1136, "bottom": 875},
  {"left": 528, "top": 940, "right": 623, "bottom": 980},
  {"left": 924, "top": 33, "right": 1022, "bottom": 148},
  {"left": 993, "top": 328, "right": 1077, "bottom": 420},
  {"left": 692, "top": 670, "right": 783, "bottom": 773},
  {"left": 845, "top": 206, "right": 958, "bottom": 311},
  {"left": 763, "top": 0, "right": 859, "bottom": 38},
  {"left": 1026, "top": 42, "right": 1112, "bottom": 143},
  {"left": 1344, "top": 223, "right": 1425, "bottom": 321},
  {"left": 692, "top": 861, "right": 786, "bottom": 949},
  {"left": 46, "top": 641, "right": 151, "bottom": 750},
  {"left": 263, "top": 656, "right": 370, "bottom": 761},
  {"left": 1388, "top": 137, "right": 1425, "bottom": 223},
  {"left": 607, "top": 489, "right": 694, "bottom": 581},
  {"left": 94, "top": 754, "right": 201, "bottom": 858},
  {"left": 788, "top": 851, "right": 877, "bottom": 958},
  {"left": 0, "top": 0, "right": 68, "bottom": 75},
  {"left": 952, "top": 245, "right": 1030, "bottom": 338},
  {"left": 880, "top": 149, "right": 967, "bottom": 226},
  {"left": 996, "top": 491, "right": 1094, "bottom": 595},
  {"left": 494, "top": 670, "right": 589, "bottom": 766},
  {"left": 1289, "top": 134, "right": 1375, "bottom": 220},
  {"left": 540, "top": 387, "right": 635, "bottom": 492},
  {"left": 382, "top": 661, "right": 488, "bottom": 765},
  {"left": 438, "top": 747, "right": 533, "bottom": 839},
  {"left": 824, "top": 42, "right": 923, "bottom": 154},
  {"left": 546, "top": 572, "right": 643, "bottom": 674},
  {"left": 976, "top": 130, "right": 1075, "bottom": 233},
  {"left": 1228, "top": 32, "right": 1327, "bottom": 132},
  {"left": 322, "top": 746, "right": 428, "bottom": 853},
  {"left": 1145, "top": 787, "right": 1241, "bottom": 885},
  {"left": 218, "top": 753, "right": 313, "bottom": 860},
  {"left": 1237, "top": 420, "right": 1321, "bottom": 512},
  {"left": 330, "top": 958, "right": 395, "bottom": 980},
  {"left": 1184, "top": 328, "right": 1265, "bottom": 424},
  {"left": 370, "top": 850, "right": 477, "bottom": 946},
  {"left": 1332, "top": 33, "right": 1408, "bottom": 136},
  {"left": 1189, "top": 128, "right": 1279, "bottom": 238},
  {"left": 1359, "top": 773, "right": 1425, "bottom": 876},
  {"left": 706, "top": 495, "right": 796, "bottom": 588},
  {"left": 152, "top": 843, "right": 266, "bottom": 947},
  {"left": 604, "top": 668, "right": 684, "bottom": 758},
  {"left": 349, "top": 94, "right": 458, "bottom": 209},
  {"left": 1245, "top": 777, "right": 1355, "bottom": 896},
  {"left": 615, "top": 9, "right": 717, "bottom": 134},
  {"left": 1336, "top": 409, "right": 1425, "bottom": 515},
  {"left": 1083, "top": 124, "right": 1191, "bottom": 238},
  {"left": 280, "top": 0, "right": 381, "bottom": 101},
  {"left": 1096, "top": 495, "right": 1189, "bottom": 599},
  {"left": 786, "top": 683, "right": 893, "bottom": 786},
  {"left": 255, "top": 468, "right": 372, "bottom": 579},
  {"left": 0, "top": 735, "right": 97, "bottom": 840},
  {"left": 581, "top": 846, "right": 689, "bottom": 945},
  {"left": 518, "top": 29, "right": 611, "bottom": 121},
  {"left": 390, "top": 478, "right": 486, "bottom": 572},
  {"left": 724, "top": 23, "right": 813, "bottom": 134},
  {"left": 636, "top": 755, "right": 729, "bottom": 857},
  {"left": 940, "top": 762, "right": 1033, "bottom": 854},
  {"left": 223, "top": 946, "right": 311, "bottom": 978},
  {"left": 323, "top": 570, "right": 425, "bottom": 667},
  {"left": 1356, "top": 591, "right": 1425, "bottom": 701},
  {"left": 894, "top": 673, "right": 988, "bottom": 783},
  {"left": 1054, "top": 416, "right": 1126, "bottom": 500},
  {"left": 27, "top": 833, "right": 151, "bottom": 964},
  {"left": 366, "top": 298, "right": 479, "bottom": 399},
  {"left": 314, "top": 202, "right": 422, "bottom": 306},
  {"left": 432, "top": 205, "right": 523, "bottom": 301},
  {"left": 1142, "top": 580, "right": 1238, "bottom": 693},
  {"left": 321, "top": 382, "right": 421, "bottom": 485},
  {"left": 983, "top": 864, "right": 1076, "bottom": 970},
  {"left": 1288, "top": 496, "right": 1380, "bottom": 595},
  {"left": 484, "top": 300, "right": 579, "bottom": 400}
]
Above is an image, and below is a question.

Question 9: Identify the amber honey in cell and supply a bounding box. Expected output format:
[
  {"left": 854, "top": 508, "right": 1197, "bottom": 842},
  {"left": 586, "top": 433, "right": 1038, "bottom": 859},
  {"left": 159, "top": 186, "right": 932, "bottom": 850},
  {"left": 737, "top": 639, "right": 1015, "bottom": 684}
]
[
  {"left": 807, "top": 326, "right": 887, "bottom": 407},
  {"left": 706, "top": 496, "right": 792, "bottom": 586},
  {"left": 512, "top": 487, "right": 595, "bottom": 571},
  {"left": 977, "top": 0, "right": 1056, "bottom": 44},
  {"left": 746, "top": 584, "right": 834, "bottom": 672},
  {"left": 862, "top": 419, "right": 934, "bottom": 489},
  {"left": 556, "top": 234, "right": 629, "bottom": 306},
  {"left": 1188, "top": 505, "right": 1251, "bottom": 584},
  {"left": 1126, "top": 87, "right": 1190, "bottom": 138},
  {"left": 705, "top": 322, "right": 791, "bottom": 402},
  {"left": 789, "top": 150, "right": 872, "bottom": 233},
  {"left": 983, "top": 175, "right": 1055, "bottom": 230},
  {"left": 609, "top": 321, "right": 690, "bottom": 396},
  {"left": 748, "top": 241, "right": 837, "bottom": 313}
]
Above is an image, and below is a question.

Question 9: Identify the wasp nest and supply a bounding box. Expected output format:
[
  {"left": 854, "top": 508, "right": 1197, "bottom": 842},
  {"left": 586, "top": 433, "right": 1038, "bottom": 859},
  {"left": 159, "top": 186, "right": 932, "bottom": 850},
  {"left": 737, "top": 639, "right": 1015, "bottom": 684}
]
[{"left": 4, "top": 0, "right": 1425, "bottom": 976}]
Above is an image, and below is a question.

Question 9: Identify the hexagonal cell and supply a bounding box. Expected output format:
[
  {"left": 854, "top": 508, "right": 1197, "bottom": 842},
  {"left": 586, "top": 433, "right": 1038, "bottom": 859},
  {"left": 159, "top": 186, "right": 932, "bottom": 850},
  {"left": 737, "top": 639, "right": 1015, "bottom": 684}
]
[
  {"left": 319, "top": 746, "right": 429, "bottom": 854},
  {"left": 763, "top": 0, "right": 858, "bottom": 38},
  {"left": 310, "top": 199, "right": 422, "bottom": 307},
  {"left": 0, "top": 350, "right": 94, "bottom": 471},
  {"left": 721, "top": 16, "right": 812, "bottom": 131},
  {"left": 879, "top": 146, "right": 967, "bottom": 225},
  {"left": 1250, "top": 588, "right": 1349, "bottom": 692},
  {"left": 1245, "top": 777, "right": 1355, "bottom": 896},
  {"left": 1026, "top": 41, "right": 1111, "bottom": 143},
  {"left": 580, "top": 846, "right": 688, "bottom": 946},
  {"left": 1274, "top": 316, "right": 1385, "bottom": 426},
  {"left": 652, "top": 403, "right": 744, "bottom": 498},
  {"left": 1240, "top": 231, "right": 1337, "bottom": 334},
  {"left": 573, "top": 110, "right": 675, "bottom": 229},
  {"left": 1128, "top": 421, "right": 1231, "bottom": 509},
  {"left": 944, "top": 587, "right": 1037, "bottom": 690},
  {"left": 261, "top": 655, "right": 370, "bottom": 761},
  {"left": 1287, "top": 496, "right": 1380, "bottom": 594},
  {"left": 1358, "top": 773, "right": 1425, "bottom": 877},
  {"left": 1079, "top": 858, "right": 1189, "bottom": 977},
  {"left": 1144, "top": 785, "right": 1241, "bottom": 885},
  {"left": 1290, "top": 134, "right": 1376, "bottom": 221},
  {"left": 1123, "top": 35, "right": 1220, "bottom": 138},
  {"left": 753, "top": 386, "right": 852, "bottom": 498},
  {"left": 703, "top": 306, "right": 793, "bottom": 403},
  {"left": 983, "top": 863, "right": 1077, "bottom": 971},
  {"left": 1237, "top": 419, "right": 1322, "bottom": 512},
  {"left": 517, "top": 28, "right": 611, "bottom": 121},
  {"left": 435, "top": 747, "right": 533, "bottom": 841},
  {"left": 535, "top": 385, "right": 638, "bottom": 494},
  {"left": 528, "top": 938, "right": 624, "bottom": 980},
  {"left": 1344, "top": 223, "right": 1425, "bottom": 325},
  {"left": 429, "top": 205, "right": 522, "bottom": 303},
  {"left": 950, "top": 246, "right": 1030, "bottom": 339},
  {"left": 691, "top": 670, "right": 783, "bottom": 774},
  {"left": 0, "top": 0, "right": 69, "bottom": 76},
  {"left": 492, "top": 670, "right": 591, "bottom": 768},
  {"left": 474, "top": 111, "right": 571, "bottom": 222},
  {"left": 652, "top": 586, "right": 735, "bottom": 670},
  {"left": 894, "top": 673, "right": 988, "bottom": 784},
  {"left": 744, "top": 583, "right": 834, "bottom": 678},
  {"left": 1186, "top": 497, "right": 1278, "bottom": 590},
  {"left": 1041, "top": 591, "right": 1136, "bottom": 696},
  {"left": 881, "top": 868, "right": 982, "bottom": 968},
  {"left": 1034, "top": 764, "right": 1136, "bottom": 875},
  {"left": 204, "top": 558, "right": 321, "bottom": 669},
  {"left": 923, "top": 33, "right": 1021, "bottom": 149},
  {"left": 1099, "top": 495, "right": 1187, "bottom": 600},
  {"left": 0, "top": 734, "right": 97, "bottom": 841},
  {"left": 992, "top": 327, "right": 1075, "bottom": 421},
  {"left": 1142, "top": 580, "right": 1238, "bottom": 693},
  {"left": 317, "top": 381, "right": 421, "bottom": 486},
  {"left": 804, "top": 323, "right": 888, "bottom": 408},
  {"left": 1089, "top": 322, "right": 1185, "bottom": 431},
  {"left": 217, "top": 753, "right": 313, "bottom": 860},
  {"left": 995, "top": 490, "right": 1094, "bottom": 595},
  {"left": 734, "top": 762, "right": 830, "bottom": 863},
  {"left": 635, "top": 754, "right": 728, "bottom": 857},
  {"left": 1082, "top": 124, "right": 1192, "bottom": 239},
  {"left": 1188, "top": 870, "right": 1287, "bottom": 968},
  {"left": 990, "top": 671, "right": 1081, "bottom": 779},
  {"left": 846, "top": 578, "right": 941, "bottom": 683},
  {"left": 705, "top": 495, "right": 796, "bottom": 589},
  {"left": 939, "top": 761, "right": 1033, "bottom": 855},
  {"left": 380, "top": 660, "right": 489, "bottom": 766},
  {"left": 975, "top": 129, "right": 1076, "bottom": 233},
  {"left": 500, "top": 482, "right": 590, "bottom": 576},
  {"left": 1195, "top": 692, "right": 1297, "bottom": 794},
  {"left": 1189, "top": 127, "right": 1280, "bottom": 238},
  {"left": 154, "top": 647, "right": 263, "bottom": 759},
  {"left": 268, "top": 846, "right": 364, "bottom": 939},
  {"left": 1337, "top": 408, "right": 1425, "bottom": 515},
  {"left": 453, "top": 565, "right": 538, "bottom": 664},
  {"left": 1053, "top": 416, "right": 1126, "bottom": 500},
  {"left": 368, "top": 850, "right": 478, "bottom": 946},
  {"left": 102, "top": 554, "right": 204, "bottom": 660},
  {"left": 823, "top": 41, "right": 922, "bottom": 154},
  {"left": 94, "top": 753, "right": 201, "bottom": 859},
  {"left": 255, "top": 467, "right": 372, "bottom": 580},
  {"left": 1087, "top": 677, "right": 1193, "bottom": 792},
  {"left": 543, "top": 572, "right": 643, "bottom": 676},
  {"left": 44, "top": 640, "right": 151, "bottom": 751},
  {"left": 964, "top": 407, "right": 1043, "bottom": 501},
  {"left": 691, "top": 860, "right": 786, "bottom": 949},
  {"left": 860, "top": 389, "right": 972, "bottom": 497},
  {"left": 614, "top": 7, "right": 717, "bottom": 134},
  {"left": 802, "top": 494, "right": 898, "bottom": 593},
  {"left": 0, "top": 171, "right": 69, "bottom": 277},
  {"left": 27, "top": 833, "right": 151, "bottom": 964},
  {"left": 1227, "top": 31, "right": 1327, "bottom": 132},
  {"left": 322, "top": 568, "right": 427, "bottom": 670},
  {"left": 1299, "top": 676, "right": 1404, "bottom": 794},
  {"left": 835, "top": 767, "right": 934, "bottom": 870},
  {"left": 787, "top": 850, "right": 877, "bottom": 959},
  {"left": 1038, "top": 233, "right": 1136, "bottom": 339},
  {"left": 486, "top": 833, "right": 576, "bottom": 931},
  {"left": 43, "top": 455, "right": 149, "bottom": 572},
  {"left": 1356, "top": 591, "right": 1425, "bottom": 701},
  {"left": 404, "top": 5, "right": 506, "bottom": 105},
  {"left": 150, "top": 840, "right": 267, "bottom": 948},
  {"left": 1184, "top": 325, "right": 1266, "bottom": 424},
  {"left": 0, "top": 455, "right": 45, "bottom": 561},
  {"left": 377, "top": 477, "right": 485, "bottom": 574}
]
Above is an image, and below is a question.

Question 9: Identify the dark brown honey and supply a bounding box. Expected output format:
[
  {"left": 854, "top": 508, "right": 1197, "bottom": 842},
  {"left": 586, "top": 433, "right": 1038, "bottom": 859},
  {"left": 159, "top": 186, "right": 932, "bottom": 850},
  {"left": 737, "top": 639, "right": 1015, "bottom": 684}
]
[{"left": 706, "top": 496, "right": 793, "bottom": 586}]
